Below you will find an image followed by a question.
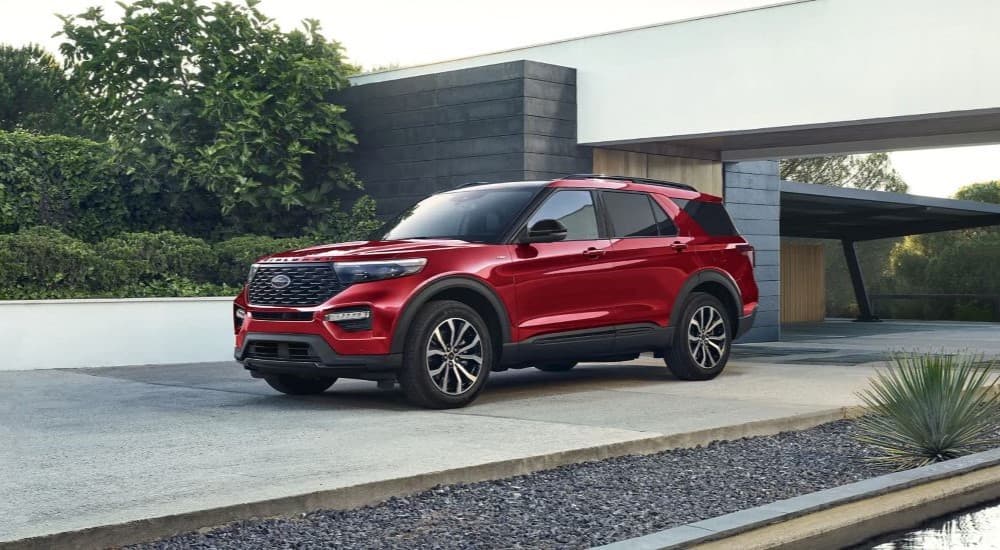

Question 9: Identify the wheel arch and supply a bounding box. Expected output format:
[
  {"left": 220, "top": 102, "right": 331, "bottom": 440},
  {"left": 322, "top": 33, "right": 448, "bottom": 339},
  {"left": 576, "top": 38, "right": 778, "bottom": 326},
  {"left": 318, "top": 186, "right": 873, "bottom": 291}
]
[
  {"left": 670, "top": 269, "right": 742, "bottom": 333},
  {"left": 390, "top": 276, "right": 512, "bottom": 356}
]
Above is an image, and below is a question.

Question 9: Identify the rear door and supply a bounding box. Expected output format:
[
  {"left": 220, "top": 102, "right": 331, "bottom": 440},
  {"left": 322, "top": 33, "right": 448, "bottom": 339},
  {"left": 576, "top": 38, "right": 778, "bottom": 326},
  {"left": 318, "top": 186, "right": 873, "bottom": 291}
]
[
  {"left": 598, "top": 191, "right": 698, "bottom": 330},
  {"left": 507, "top": 189, "right": 616, "bottom": 341}
]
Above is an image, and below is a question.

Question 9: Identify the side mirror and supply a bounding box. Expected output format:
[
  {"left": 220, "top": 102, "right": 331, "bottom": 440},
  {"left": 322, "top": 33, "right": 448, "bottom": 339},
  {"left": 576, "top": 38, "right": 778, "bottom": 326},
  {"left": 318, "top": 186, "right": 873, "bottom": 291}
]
[{"left": 523, "top": 219, "right": 568, "bottom": 243}]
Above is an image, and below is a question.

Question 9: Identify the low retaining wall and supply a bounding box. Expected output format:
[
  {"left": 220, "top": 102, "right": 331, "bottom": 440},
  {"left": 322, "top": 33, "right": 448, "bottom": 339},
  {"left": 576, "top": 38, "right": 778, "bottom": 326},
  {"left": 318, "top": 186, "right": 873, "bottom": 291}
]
[
  {"left": 599, "top": 447, "right": 1000, "bottom": 549},
  {"left": 0, "top": 297, "right": 235, "bottom": 371}
]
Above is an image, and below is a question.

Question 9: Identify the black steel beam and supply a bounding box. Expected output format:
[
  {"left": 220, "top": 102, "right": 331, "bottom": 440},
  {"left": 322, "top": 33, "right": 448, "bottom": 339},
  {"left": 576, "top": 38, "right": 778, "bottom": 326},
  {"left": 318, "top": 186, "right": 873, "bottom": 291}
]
[{"left": 842, "top": 240, "right": 880, "bottom": 322}]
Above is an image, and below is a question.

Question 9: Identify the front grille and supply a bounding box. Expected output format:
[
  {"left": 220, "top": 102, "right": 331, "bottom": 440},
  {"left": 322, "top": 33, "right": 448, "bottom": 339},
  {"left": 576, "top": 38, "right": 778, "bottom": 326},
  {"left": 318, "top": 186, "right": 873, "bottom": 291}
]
[
  {"left": 251, "top": 311, "right": 314, "bottom": 322},
  {"left": 246, "top": 341, "right": 321, "bottom": 362},
  {"left": 248, "top": 263, "right": 345, "bottom": 307}
]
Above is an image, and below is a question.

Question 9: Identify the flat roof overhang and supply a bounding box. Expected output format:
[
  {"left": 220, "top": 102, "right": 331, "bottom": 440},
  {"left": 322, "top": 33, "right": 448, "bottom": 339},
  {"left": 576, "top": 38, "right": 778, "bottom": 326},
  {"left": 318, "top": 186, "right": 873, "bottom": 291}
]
[{"left": 780, "top": 181, "right": 1000, "bottom": 241}]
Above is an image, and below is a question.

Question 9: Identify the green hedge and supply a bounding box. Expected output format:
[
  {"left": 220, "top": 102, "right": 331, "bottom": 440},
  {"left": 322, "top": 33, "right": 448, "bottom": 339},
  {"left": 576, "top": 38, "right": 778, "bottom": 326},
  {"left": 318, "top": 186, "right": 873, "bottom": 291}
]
[
  {"left": 0, "top": 130, "right": 384, "bottom": 242},
  {"left": 0, "top": 226, "right": 328, "bottom": 300},
  {"left": 0, "top": 131, "right": 132, "bottom": 241}
]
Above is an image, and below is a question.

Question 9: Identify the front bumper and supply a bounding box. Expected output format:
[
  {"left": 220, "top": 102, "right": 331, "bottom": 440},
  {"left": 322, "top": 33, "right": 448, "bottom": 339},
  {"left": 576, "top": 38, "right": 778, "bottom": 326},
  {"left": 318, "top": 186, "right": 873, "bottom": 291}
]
[{"left": 235, "top": 332, "right": 402, "bottom": 380}]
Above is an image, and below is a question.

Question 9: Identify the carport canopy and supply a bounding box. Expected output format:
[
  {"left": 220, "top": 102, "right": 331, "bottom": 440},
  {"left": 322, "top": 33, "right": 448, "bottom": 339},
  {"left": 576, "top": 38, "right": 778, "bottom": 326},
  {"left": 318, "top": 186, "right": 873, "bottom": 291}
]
[
  {"left": 780, "top": 181, "right": 1000, "bottom": 241},
  {"left": 778, "top": 181, "right": 1000, "bottom": 321}
]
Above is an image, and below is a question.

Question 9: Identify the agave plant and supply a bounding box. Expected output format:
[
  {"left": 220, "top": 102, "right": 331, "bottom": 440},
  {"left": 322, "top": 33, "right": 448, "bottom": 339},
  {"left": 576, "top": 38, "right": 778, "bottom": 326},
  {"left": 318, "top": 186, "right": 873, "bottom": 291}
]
[{"left": 855, "top": 353, "right": 1000, "bottom": 471}]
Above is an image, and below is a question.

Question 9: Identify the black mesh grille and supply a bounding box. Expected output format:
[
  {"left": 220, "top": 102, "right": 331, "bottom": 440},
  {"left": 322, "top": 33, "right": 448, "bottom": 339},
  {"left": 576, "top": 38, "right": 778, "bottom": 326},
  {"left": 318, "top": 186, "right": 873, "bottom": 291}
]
[
  {"left": 251, "top": 311, "right": 314, "bottom": 321},
  {"left": 246, "top": 341, "right": 320, "bottom": 362},
  {"left": 248, "top": 263, "right": 345, "bottom": 306}
]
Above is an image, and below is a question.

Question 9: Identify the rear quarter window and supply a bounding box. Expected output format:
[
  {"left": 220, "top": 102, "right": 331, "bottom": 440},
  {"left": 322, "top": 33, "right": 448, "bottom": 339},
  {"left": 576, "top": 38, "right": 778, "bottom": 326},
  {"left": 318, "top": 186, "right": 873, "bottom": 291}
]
[{"left": 673, "top": 199, "right": 739, "bottom": 236}]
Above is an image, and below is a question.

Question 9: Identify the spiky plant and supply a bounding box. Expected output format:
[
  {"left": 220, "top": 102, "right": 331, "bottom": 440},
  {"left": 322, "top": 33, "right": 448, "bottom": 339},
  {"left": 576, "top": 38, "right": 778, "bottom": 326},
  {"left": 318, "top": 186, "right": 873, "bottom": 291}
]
[{"left": 855, "top": 353, "right": 1000, "bottom": 471}]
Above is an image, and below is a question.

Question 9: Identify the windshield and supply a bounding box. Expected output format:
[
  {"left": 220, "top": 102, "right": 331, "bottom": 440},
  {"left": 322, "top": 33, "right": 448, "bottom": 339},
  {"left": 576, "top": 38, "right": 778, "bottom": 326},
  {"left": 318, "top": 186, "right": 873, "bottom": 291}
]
[{"left": 376, "top": 187, "right": 539, "bottom": 243}]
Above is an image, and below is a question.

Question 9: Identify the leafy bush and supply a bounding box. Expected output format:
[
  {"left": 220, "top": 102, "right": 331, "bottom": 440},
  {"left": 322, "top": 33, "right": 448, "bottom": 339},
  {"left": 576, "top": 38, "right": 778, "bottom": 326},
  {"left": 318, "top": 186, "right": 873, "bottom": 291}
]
[
  {"left": 307, "top": 196, "right": 382, "bottom": 242},
  {"left": 60, "top": 0, "right": 362, "bottom": 236},
  {"left": 0, "top": 224, "right": 388, "bottom": 299},
  {"left": 95, "top": 231, "right": 219, "bottom": 288},
  {"left": 0, "top": 226, "right": 102, "bottom": 299},
  {"left": 0, "top": 227, "right": 239, "bottom": 299},
  {"left": 213, "top": 234, "right": 319, "bottom": 286},
  {"left": 0, "top": 131, "right": 130, "bottom": 240},
  {"left": 855, "top": 353, "right": 1000, "bottom": 470}
]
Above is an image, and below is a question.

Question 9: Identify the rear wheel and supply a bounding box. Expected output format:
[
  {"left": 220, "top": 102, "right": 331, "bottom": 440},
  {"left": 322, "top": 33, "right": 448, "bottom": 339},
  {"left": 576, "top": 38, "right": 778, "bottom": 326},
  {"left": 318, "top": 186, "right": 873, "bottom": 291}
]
[
  {"left": 398, "top": 300, "right": 493, "bottom": 409},
  {"left": 665, "top": 292, "right": 732, "bottom": 381},
  {"left": 264, "top": 374, "right": 337, "bottom": 395},
  {"left": 534, "top": 361, "right": 577, "bottom": 372}
]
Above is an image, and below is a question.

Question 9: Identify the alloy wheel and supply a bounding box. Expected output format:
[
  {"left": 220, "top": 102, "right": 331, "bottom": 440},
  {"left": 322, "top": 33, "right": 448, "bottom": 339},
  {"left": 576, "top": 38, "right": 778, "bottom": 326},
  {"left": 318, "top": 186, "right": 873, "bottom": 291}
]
[
  {"left": 425, "top": 317, "right": 483, "bottom": 395},
  {"left": 687, "top": 305, "right": 727, "bottom": 370}
]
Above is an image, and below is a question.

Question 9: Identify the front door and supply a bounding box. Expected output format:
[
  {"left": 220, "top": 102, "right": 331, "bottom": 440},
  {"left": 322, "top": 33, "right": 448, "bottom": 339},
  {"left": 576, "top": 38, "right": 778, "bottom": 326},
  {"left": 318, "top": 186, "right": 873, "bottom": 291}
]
[{"left": 508, "top": 189, "right": 616, "bottom": 342}]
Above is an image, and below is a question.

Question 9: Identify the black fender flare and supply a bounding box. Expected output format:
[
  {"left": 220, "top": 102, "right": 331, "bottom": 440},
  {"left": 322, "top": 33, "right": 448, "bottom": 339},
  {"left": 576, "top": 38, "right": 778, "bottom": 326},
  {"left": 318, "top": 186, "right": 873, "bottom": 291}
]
[
  {"left": 390, "top": 276, "right": 513, "bottom": 354},
  {"left": 669, "top": 269, "right": 743, "bottom": 329}
]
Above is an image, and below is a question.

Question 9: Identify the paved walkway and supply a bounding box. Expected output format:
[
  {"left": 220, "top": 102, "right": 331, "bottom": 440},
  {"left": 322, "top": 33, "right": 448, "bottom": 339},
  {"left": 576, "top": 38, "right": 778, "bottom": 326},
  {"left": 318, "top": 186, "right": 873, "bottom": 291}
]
[{"left": 3, "top": 320, "right": 997, "bottom": 543}]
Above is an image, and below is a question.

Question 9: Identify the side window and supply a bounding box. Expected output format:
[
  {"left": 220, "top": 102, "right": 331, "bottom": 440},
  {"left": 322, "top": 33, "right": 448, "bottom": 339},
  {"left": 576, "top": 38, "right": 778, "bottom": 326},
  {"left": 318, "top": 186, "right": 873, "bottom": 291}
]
[
  {"left": 673, "top": 199, "right": 738, "bottom": 236},
  {"left": 650, "top": 199, "right": 678, "bottom": 236},
  {"left": 527, "top": 190, "right": 600, "bottom": 240},
  {"left": 603, "top": 191, "right": 658, "bottom": 237}
]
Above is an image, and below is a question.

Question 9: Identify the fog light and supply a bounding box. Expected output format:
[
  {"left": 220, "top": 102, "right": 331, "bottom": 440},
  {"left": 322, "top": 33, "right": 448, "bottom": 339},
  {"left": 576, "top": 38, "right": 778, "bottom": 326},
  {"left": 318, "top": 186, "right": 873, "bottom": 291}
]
[
  {"left": 235, "top": 307, "right": 247, "bottom": 319},
  {"left": 324, "top": 309, "right": 370, "bottom": 322}
]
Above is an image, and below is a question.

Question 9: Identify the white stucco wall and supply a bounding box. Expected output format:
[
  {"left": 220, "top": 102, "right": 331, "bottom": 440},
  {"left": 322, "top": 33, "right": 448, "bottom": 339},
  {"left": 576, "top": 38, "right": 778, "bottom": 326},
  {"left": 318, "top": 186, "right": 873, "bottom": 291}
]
[
  {"left": 0, "top": 298, "right": 235, "bottom": 371},
  {"left": 352, "top": 0, "right": 1000, "bottom": 146}
]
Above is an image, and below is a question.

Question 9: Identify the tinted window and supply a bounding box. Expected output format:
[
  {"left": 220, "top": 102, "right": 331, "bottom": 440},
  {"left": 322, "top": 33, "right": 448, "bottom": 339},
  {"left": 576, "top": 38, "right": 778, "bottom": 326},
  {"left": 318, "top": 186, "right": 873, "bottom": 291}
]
[
  {"left": 651, "top": 199, "right": 678, "bottom": 236},
  {"left": 603, "top": 191, "right": 658, "bottom": 237},
  {"left": 673, "top": 199, "right": 738, "bottom": 236},
  {"left": 380, "top": 188, "right": 538, "bottom": 243},
  {"left": 527, "top": 190, "right": 599, "bottom": 240}
]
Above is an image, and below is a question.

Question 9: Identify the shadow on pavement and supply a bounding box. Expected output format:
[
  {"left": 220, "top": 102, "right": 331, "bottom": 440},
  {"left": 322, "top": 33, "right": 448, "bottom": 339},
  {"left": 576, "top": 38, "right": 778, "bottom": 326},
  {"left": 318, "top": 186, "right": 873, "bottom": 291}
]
[{"left": 71, "top": 360, "right": 695, "bottom": 412}]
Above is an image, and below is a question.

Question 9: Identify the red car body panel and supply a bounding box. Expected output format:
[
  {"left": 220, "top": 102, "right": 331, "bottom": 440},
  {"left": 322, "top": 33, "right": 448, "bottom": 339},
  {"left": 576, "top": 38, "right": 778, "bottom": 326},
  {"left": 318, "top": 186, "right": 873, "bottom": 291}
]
[{"left": 234, "top": 176, "right": 759, "bottom": 365}]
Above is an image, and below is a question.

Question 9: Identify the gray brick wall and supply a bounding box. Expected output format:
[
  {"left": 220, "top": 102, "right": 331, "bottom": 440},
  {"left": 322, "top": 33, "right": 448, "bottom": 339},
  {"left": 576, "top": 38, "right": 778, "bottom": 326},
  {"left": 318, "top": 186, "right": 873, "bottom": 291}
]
[
  {"left": 724, "top": 161, "right": 780, "bottom": 342},
  {"left": 338, "top": 60, "right": 587, "bottom": 216}
]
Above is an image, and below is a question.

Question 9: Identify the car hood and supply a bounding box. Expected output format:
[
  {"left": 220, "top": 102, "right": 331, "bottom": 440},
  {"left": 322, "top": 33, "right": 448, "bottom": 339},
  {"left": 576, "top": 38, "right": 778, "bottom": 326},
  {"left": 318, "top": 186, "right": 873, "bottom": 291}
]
[{"left": 259, "top": 239, "right": 477, "bottom": 262}]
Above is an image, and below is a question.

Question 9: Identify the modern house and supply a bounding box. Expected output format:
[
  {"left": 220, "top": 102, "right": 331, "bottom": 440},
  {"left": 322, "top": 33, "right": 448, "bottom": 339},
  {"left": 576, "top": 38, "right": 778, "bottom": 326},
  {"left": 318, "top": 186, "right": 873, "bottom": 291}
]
[{"left": 336, "top": 0, "right": 1000, "bottom": 342}]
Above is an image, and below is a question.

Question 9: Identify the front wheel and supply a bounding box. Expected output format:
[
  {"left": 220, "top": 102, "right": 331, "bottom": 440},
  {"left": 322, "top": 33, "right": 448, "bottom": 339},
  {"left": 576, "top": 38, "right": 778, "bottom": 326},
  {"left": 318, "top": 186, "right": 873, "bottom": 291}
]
[
  {"left": 264, "top": 374, "right": 337, "bottom": 395},
  {"left": 398, "top": 300, "right": 493, "bottom": 409},
  {"left": 665, "top": 293, "right": 732, "bottom": 380}
]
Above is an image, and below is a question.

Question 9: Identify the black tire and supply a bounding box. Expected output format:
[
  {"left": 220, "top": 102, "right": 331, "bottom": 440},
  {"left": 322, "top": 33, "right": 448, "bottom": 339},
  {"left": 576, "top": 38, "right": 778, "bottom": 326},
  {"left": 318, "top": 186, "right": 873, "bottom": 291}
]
[
  {"left": 264, "top": 374, "right": 337, "bottom": 395},
  {"left": 398, "top": 300, "right": 493, "bottom": 409},
  {"left": 534, "top": 361, "right": 577, "bottom": 372},
  {"left": 665, "top": 292, "right": 732, "bottom": 381}
]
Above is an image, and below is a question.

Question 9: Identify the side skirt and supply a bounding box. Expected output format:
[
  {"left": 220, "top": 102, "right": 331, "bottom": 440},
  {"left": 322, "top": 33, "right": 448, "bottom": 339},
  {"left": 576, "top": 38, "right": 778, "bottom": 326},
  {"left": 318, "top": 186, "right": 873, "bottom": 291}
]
[{"left": 499, "top": 323, "right": 673, "bottom": 368}]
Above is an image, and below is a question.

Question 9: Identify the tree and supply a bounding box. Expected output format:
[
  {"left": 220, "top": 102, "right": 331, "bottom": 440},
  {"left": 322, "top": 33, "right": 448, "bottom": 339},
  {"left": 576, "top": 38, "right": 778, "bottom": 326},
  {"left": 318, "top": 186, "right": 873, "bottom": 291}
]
[
  {"left": 954, "top": 180, "right": 1000, "bottom": 204},
  {"left": 59, "top": 0, "right": 362, "bottom": 237},
  {"left": 780, "top": 153, "right": 910, "bottom": 316},
  {"left": 0, "top": 44, "right": 81, "bottom": 134},
  {"left": 887, "top": 181, "right": 1000, "bottom": 320},
  {"left": 780, "top": 153, "right": 908, "bottom": 192}
]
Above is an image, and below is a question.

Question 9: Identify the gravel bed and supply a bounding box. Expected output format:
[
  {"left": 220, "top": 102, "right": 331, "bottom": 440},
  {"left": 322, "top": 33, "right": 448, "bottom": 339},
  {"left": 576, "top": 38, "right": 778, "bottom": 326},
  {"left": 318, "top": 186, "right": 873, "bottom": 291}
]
[{"left": 134, "top": 420, "right": 882, "bottom": 550}]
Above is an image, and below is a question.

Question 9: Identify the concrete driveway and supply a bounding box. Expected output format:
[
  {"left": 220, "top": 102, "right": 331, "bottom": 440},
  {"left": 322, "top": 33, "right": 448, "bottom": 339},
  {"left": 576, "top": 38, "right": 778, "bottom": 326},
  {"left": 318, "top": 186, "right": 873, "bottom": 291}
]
[{"left": 3, "top": 319, "right": 997, "bottom": 544}]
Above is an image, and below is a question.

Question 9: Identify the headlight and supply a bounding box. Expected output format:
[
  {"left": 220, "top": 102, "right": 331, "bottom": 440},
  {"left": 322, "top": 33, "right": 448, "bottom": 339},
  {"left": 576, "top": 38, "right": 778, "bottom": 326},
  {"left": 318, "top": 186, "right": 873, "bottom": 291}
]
[
  {"left": 334, "top": 258, "right": 427, "bottom": 284},
  {"left": 247, "top": 264, "right": 259, "bottom": 284}
]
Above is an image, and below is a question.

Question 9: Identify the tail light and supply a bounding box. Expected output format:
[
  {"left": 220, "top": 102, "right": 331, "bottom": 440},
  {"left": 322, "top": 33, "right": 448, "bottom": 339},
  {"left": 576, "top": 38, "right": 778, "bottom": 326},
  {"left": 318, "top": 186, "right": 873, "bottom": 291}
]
[{"left": 735, "top": 243, "right": 755, "bottom": 267}]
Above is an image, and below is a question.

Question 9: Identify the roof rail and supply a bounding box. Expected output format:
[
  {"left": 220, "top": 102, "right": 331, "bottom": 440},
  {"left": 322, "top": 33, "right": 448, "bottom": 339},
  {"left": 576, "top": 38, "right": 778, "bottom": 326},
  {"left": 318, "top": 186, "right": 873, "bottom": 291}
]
[
  {"left": 562, "top": 173, "right": 697, "bottom": 192},
  {"left": 455, "top": 181, "right": 492, "bottom": 189}
]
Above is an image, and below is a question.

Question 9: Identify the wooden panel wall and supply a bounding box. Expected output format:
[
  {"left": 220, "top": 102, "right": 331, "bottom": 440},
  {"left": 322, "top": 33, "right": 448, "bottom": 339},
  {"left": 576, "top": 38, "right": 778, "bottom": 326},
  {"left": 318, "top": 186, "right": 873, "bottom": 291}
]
[
  {"left": 780, "top": 242, "right": 825, "bottom": 323},
  {"left": 592, "top": 148, "right": 723, "bottom": 197}
]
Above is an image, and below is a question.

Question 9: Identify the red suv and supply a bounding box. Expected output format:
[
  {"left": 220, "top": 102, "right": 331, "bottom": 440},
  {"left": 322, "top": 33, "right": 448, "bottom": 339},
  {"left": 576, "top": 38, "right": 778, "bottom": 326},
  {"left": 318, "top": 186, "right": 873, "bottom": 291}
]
[{"left": 233, "top": 175, "right": 758, "bottom": 408}]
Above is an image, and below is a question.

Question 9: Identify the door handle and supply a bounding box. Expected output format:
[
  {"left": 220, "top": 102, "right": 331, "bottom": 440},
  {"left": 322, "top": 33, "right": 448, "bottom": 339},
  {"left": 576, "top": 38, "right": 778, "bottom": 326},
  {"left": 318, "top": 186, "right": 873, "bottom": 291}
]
[
  {"left": 583, "top": 247, "right": 605, "bottom": 259},
  {"left": 670, "top": 241, "right": 688, "bottom": 252}
]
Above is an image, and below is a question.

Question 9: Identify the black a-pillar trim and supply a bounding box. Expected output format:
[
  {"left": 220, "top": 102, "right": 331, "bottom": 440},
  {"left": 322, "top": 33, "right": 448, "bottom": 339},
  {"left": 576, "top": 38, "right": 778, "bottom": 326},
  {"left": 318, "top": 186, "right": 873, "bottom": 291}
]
[{"left": 842, "top": 240, "right": 880, "bottom": 322}]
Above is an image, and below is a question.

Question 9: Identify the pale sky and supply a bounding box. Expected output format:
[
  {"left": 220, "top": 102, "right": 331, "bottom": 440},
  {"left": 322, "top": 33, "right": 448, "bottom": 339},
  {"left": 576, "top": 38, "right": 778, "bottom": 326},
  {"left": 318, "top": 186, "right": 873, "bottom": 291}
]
[{"left": 3, "top": 0, "right": 998, "bottom": 198}]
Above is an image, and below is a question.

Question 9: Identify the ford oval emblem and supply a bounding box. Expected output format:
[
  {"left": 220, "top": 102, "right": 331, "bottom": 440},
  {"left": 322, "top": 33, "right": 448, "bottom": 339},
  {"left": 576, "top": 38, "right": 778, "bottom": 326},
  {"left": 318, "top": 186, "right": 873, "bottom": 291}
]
[{"left": 270, "top": 274, "right": 292, "bottom": 289}]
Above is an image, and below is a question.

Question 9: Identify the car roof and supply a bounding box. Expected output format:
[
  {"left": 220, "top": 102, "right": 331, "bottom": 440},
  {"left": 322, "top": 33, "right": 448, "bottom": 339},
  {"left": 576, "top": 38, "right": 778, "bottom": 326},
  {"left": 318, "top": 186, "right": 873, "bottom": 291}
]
[
  {"left": 444, "top": 176, "right": 710, "bottom": 200},
  {"left": 441, "top": 180, "right": 550, "bottom": 193}
]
